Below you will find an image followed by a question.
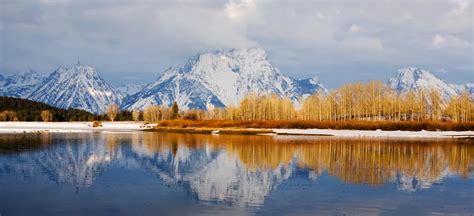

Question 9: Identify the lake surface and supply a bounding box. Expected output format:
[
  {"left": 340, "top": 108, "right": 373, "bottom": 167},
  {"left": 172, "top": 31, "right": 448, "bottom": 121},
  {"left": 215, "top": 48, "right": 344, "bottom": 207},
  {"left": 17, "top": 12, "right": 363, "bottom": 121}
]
[{"left": 0, "top": 132, "right": 473, "bottom": 215}]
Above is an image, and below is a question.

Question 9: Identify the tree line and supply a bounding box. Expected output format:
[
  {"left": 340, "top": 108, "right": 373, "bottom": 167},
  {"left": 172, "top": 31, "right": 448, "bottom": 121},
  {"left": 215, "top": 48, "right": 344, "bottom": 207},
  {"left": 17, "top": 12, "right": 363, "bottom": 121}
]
[
  {"left": 2, "top": 80, "right": 472, "bottom": 123},
  {"left": 0, "top": 96, "right": 133, "bottom": 122},
  {"left": 140, "top": 81, "right": 472, "bottom": 123}
]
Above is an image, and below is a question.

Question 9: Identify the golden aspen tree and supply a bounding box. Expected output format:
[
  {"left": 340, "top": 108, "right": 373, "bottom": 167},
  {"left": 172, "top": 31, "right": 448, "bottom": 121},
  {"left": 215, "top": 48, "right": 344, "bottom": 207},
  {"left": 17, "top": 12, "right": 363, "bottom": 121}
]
[
  {"left": 106, "top": 104, "right": 120, "bottom": 121},
  {"left": 132, "top": 110, "right": 141, "bottom": 121},
  {"left": 40, "top": 110, "right": 53, "bottom": 122}
]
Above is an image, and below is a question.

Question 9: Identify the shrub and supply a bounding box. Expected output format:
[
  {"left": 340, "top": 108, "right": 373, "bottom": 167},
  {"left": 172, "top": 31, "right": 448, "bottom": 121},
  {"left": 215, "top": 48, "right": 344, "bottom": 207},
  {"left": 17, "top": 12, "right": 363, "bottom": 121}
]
[{"left": 92, "top": 121, "right": 103, "bottom": 128}]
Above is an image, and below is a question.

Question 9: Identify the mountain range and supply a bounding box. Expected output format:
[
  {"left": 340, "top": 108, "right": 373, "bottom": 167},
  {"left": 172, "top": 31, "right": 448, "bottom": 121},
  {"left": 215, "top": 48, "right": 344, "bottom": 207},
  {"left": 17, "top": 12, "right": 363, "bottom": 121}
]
[
  {"left": 0, "top": 70, "right": 45, "bottom": 98},
  {"left": 0, "top": 48, "right": 472, "bottom": 113}
]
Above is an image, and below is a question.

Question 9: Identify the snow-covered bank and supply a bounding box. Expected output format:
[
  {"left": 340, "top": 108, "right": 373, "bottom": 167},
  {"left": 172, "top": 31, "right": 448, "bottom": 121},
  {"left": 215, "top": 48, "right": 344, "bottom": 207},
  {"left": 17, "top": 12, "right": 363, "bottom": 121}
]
[
  {"left": 0, "top": 122, "right": 154, "bottom": 133},
  {"left": 0, "top": 122, "right": 472, "bottom": 139},
  {"left": 272, "top": 129, "right": 474, "bottom": 139}
]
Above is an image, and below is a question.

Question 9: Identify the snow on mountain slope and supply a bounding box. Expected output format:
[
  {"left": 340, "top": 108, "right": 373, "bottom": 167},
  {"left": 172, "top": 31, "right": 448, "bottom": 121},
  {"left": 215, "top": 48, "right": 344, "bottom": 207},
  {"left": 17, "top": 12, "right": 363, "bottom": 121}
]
[
  {"left": 450, "top": 83, "right": 474, "bottom": 98},
  {"left": 116, "top": 84, "right": 146, "bottom": 98},
  {"left": 0, "top": 70, "right": 45, "bottom": 98},
  {"left": 122, "top": 48, "right": 327, "bottom": 110},
  {"left": 463, "top": 83, "right": 474, "bottom": 96},
  {"left": 291, "top": 76, "right": 328, "bottom": 98},
  {"left": 388, "top": 67, "right": 463, "bottom": 101},
  {"left": 28, "top": 63, "right": 122, "bottom": 113}
]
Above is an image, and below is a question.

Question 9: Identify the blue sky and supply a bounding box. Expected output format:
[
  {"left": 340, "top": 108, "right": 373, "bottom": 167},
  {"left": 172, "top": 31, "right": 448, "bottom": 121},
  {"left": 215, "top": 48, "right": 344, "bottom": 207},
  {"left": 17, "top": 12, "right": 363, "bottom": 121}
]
[{"left": 1, "top": 0, "right": 472, "bottom": 88}]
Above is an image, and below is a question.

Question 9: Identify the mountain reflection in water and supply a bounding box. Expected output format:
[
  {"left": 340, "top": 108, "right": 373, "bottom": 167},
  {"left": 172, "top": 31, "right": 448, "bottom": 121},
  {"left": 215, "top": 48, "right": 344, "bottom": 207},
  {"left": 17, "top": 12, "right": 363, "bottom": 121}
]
[{"left": 0, "top": 132, "right": 472, "bottom": 209}]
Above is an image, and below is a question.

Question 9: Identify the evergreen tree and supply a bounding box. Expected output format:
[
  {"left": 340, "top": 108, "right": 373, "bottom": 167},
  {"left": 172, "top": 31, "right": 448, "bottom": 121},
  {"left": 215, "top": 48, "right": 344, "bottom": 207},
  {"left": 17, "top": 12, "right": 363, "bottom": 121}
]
[{"left": 172, "top": 101, "right": 179, "bottom": 120}]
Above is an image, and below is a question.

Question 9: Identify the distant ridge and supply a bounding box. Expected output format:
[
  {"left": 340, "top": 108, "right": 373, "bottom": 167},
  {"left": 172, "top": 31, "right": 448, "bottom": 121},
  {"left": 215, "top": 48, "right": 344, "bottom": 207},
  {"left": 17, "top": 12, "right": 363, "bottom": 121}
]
[
  {"left": 388, "top": 67, "right": 472, "bottom": 101},
  {"left": 0, "top": 70, "right": 45, "bottom": 98}
]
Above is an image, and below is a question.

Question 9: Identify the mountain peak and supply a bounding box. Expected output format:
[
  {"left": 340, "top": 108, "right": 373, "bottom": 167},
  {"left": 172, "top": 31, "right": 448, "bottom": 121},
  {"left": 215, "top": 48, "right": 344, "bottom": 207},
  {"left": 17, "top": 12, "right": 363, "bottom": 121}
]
[
  {"left": 395, "top": 67, "right": 441, "bottom": 83},
  {"left": 193, "top": 48, "right": 268, "bottom": 65},
  {"left": 207, "top": 47, "right": 267, "bottom": 56},
  {"left": 28, "top": 63, "right": 122, "bottom": 113},
  {"left": 308, "top": 76, "right": 320, "bottom": 84},
  {"left": 122, "top": 48, "right": 326, "bottom": 110},
  {"left": 389, "top": 67, "right": 459, "bottom": 101},
  {"left": 228, "top": 47, "right": 267, "bottom": 58}
]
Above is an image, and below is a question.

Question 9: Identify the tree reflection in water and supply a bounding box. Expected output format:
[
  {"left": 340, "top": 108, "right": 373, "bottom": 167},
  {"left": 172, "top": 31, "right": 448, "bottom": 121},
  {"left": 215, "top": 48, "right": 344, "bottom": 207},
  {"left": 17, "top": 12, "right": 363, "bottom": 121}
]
[{"left": 139, "top": 133, "right": 473, "bottom": 189}]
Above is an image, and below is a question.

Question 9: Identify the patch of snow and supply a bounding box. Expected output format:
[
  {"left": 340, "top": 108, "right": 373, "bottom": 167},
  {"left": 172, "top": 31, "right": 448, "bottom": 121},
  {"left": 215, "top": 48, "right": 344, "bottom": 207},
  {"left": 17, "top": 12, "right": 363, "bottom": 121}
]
[
  {"left": 0, "top": 122, "right": 152, "bottom": 133},
  {"left": 272, "top": 128, "right": 473, "bottom": 139},
  {"left": 116, "top": 83, "right": 146, "bottom": 98}
]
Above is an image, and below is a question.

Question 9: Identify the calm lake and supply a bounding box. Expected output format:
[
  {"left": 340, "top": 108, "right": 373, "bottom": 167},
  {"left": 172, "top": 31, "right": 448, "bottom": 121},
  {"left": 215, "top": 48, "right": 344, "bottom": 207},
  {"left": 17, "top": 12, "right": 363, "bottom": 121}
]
[{"left": 0, "top": 132, "right": 473, "bottom": 215}]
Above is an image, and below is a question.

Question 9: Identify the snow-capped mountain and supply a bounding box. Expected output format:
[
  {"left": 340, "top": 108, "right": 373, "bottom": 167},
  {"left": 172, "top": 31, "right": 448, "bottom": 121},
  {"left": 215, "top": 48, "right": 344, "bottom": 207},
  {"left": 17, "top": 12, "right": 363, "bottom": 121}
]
[
  {"left": 388, "top": 67, "right": 470, "bottom": 101},
  {"left": 28, "top": 63, "right": 122, "bottom": 113},
  {"left": 116, "top": 83, "right": 146, "bottom": 98},
  {"left": 0, "top": 70, "right": 45, "bottom": 98},
  {"left": 122, "top": 48, "right": 327, "bottom": 110},
  {"left": 451, "top": 83, "right": 474, "bottom": 97}
]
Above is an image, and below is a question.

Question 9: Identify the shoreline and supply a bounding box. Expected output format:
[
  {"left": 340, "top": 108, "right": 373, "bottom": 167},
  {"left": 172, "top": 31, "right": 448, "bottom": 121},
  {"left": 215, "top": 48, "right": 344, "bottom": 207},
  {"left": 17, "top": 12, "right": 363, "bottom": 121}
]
[
  {"left": 0, "top": 122, "right": 153, "bottom": 134},
  {"left": 0, "top": 122, "right": 473, "bottom": 139}
]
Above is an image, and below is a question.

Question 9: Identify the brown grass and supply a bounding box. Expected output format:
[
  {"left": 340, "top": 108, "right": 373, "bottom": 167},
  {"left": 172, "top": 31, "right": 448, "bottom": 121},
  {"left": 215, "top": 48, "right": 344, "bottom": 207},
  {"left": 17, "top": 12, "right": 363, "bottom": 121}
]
[
  {"left": 156, "top": 119, "right": 474, "bottom": 131},
  {"left": 152, "top": 126, "right": 273, "bottom": 135}
]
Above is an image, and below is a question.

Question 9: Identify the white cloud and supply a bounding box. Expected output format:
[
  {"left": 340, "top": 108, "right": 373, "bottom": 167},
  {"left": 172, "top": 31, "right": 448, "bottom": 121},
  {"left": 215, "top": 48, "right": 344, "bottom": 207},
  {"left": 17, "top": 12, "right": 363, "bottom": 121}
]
[
  {"left": 393, "top": 13, "right": 415, "bottom": 24},
  {"left": 449, "top": 0, "right": 470, "bottom": 16},
  {"left": 432, "top": 34, "right": 471, "bottom": 48},
  {"left": 1, "top": 0, "right": 472, "bottom": 87},
  {"left": 340, "top": 36, "right": 384, "bottom": 52},
  {"left": 225, "top": 0, "right": 256, "bottom": 20},
  {"left": 316, "top": 12, "right": 326, "bottom": 19},
  {"left": 432, "top": 35, "right": 446, "bottom": 47},
  {"left": 349, "top": 24, "right": 361, "bottom": 33}
]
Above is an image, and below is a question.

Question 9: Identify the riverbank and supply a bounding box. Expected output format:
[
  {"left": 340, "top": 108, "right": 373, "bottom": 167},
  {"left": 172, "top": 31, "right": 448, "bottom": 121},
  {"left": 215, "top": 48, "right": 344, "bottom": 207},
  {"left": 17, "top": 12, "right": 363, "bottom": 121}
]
[
  {"left": 152, "top": 127, "right": 473, "bottom": 139},
  {"left": 0, "top": 122, "right": 155, "bottom": 133},
  {"left": 156, "top": 119, "right": 474, "bottom": 131},
  {"left": 0, "top": 122, "right": 473, "bottom": 139}
]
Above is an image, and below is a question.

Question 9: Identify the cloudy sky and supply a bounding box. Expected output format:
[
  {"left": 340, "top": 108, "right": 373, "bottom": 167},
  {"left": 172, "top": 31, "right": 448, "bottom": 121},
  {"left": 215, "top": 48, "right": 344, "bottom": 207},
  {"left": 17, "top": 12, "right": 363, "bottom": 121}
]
[{"left": 1, "top": 0, "right": 472, "bottom": 88}]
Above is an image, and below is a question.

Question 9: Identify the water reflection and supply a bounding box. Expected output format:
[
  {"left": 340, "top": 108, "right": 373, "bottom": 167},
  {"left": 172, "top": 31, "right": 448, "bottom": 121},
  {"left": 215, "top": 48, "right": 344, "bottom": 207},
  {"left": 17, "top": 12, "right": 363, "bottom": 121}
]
[
  {"left": 0, "top": 132, "right": 472, "bottom": 206},
  {"left": 134, "top": 133, "right": 294, "bottom": 206},
  {"left": 138, "top": 133, "right": 473, "bottom": 193},
  {"left": 0, "top": 133, "right": 122, "bottom": 188}
]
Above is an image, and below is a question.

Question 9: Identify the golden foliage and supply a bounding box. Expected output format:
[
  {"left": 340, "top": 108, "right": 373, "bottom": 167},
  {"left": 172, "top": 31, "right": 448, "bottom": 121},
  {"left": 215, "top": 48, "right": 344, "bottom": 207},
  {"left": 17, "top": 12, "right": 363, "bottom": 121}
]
[
  {"left": 40, "top": 110, "right": 53, "bottom": 122},
  {"left": 143, "top": 81, "right": 473, "bottom": 124},
  {"left": 106, "top": 104, "right": 120, "bottom": 121},
  {"left": 0, "top": 110, "right": 18, "bottom": 121}
]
